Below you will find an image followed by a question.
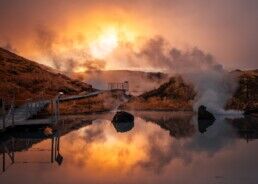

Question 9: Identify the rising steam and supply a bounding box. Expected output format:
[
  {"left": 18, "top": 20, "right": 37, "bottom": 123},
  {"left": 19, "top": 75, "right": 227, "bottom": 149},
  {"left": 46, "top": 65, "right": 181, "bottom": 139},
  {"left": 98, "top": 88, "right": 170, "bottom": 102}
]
[
  {"left": 35, "top": 25, "right": 106, "bottom": 74},
  {"left": 35, "top": 26, "right": 241, "bottom": 114},
  {"left": 112, "top": 36, "right": 242, "bottom": 115}
]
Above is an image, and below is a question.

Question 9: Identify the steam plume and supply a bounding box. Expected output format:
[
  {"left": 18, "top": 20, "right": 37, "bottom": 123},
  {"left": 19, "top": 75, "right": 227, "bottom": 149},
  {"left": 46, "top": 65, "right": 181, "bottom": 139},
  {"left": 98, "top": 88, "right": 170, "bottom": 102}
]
[
  {"left": 114, "top": 36, "right": 242, "bottom": 114},
  {"left": 35, "top": 25, "right": 106, "bottom": 75},
  {"left": 35, "top": 26, "right": 242, "bottom": 114}
]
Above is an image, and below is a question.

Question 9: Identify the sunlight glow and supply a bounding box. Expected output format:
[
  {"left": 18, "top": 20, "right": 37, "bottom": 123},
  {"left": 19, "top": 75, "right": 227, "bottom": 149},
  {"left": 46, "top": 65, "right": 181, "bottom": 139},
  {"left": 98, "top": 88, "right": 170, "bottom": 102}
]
[{"left": 89, "top": 27, "right": 118, "bottom": 59}]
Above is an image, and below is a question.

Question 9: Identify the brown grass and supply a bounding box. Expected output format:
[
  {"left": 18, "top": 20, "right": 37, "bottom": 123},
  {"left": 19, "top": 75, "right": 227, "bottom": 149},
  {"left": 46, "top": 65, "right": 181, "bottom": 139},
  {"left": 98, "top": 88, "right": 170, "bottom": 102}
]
[{"left": 0, "top": 48, "right": 93, "bottom": 105}]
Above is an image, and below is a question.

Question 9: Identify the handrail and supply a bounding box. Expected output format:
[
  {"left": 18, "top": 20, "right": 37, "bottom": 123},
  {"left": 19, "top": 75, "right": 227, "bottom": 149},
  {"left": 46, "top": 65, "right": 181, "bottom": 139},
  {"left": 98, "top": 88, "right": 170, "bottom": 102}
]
[{"left": 0, "top": 91, "right": 101, "bottom": 131}]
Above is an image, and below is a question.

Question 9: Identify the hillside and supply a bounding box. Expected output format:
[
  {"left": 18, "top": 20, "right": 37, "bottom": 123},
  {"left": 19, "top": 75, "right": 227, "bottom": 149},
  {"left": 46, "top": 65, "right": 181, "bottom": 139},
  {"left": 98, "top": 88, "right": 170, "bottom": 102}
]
[
  {"left": 227, "top": 69, "right": 258, "bottom": 109},
  {"left": 121, "top": 70, "right": 258, "bottom": 111},
  {"left": 140, "top": 75, "right": 195, "bottom": 100},
  {"left": 120, "top": 76, "right": 194, "bottom": 111},
  {"left": 0, "top": 48, "right": 94, "bottom": 104}
]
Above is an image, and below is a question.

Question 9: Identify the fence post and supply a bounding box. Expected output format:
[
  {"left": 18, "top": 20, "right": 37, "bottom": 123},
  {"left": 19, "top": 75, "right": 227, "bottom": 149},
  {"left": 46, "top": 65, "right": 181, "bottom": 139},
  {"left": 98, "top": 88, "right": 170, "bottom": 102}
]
[
  {"left": 11, "top": 105, "right": 14, "bottom": 127},
  {"left": 51, "top": 99, "right": 54, "bottom": 123},
  {"left": 54, "top": 99, "right": 59, "bottom": 124},
  {"left": 51, "top": 136, "right": 54, "bottom": 163},
  {"left": 2, "top": 152, "right": 5, "bottom": 172},
  {"left": 1, "top": 99, "right": 6, "bottom": 130},
  {"left": 53, "top": 92, "right": 63, "bottom": 125},
  {"left": 11, "top": 137, "right": 15, "bottom": 163},
  {"left": 11, "top": 94, "right": 15, "bottom": 127},
  {"left": 10, "top": 95, "right": 15, "bottom": 127},
  {"left": 57, "top": 98, "right": 60, "bottom": 123},
  {"left": 26, "top": 102, "right": 29, "bottom": 119},
  {"left": 53, "top": 98, "right": 58, "bottom": 124}
]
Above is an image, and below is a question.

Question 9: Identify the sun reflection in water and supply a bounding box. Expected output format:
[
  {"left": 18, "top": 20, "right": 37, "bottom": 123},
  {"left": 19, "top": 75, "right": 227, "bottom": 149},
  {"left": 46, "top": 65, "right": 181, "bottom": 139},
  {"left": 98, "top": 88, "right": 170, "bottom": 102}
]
[{"left": 60, "top": 119, "right": 164, "bottom": 172}]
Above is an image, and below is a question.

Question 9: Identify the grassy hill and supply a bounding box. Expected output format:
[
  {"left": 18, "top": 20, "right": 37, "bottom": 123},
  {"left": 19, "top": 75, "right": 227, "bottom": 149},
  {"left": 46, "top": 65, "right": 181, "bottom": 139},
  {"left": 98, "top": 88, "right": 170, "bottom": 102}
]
[
  {"left": 1, "top": 47, "right": 256, "bottom": 112},
  {"left": 120, "top": 75, "right": 195, "bottom": 111},
  {"left": 227, "top": 69, "right": 258, "bottom": 109},
  {"left": 0, "top": 48, "right": 94, "bottom": 104},
  {"left": 121, "top": 71, "right": 258, "bottom": 111}
]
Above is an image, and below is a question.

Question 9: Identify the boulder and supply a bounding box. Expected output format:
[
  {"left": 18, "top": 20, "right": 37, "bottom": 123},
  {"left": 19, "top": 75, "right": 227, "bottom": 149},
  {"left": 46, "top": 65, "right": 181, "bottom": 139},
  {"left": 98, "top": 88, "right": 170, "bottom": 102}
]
[
  {"left": 112, "top": 111, "right": 134, "bottom": 132},
  {"left": 198, "top": 105, "right": 215, "bottom": 120}
]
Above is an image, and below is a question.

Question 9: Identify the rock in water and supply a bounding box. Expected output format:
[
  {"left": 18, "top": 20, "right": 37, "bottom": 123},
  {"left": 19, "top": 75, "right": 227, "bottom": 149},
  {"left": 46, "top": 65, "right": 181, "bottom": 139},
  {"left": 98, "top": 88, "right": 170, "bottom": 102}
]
[
  {"left": 198, "top": 105, "right": 216, "bottom": 120},
  {"left": 112, "top": 111, "right": 134, "bottom": 123},
  {"left": 112, "top": 111, "right": 134, "bottom": 132},
  {"left": 198, "top": 119, "right": 214, "bottom": 133}
]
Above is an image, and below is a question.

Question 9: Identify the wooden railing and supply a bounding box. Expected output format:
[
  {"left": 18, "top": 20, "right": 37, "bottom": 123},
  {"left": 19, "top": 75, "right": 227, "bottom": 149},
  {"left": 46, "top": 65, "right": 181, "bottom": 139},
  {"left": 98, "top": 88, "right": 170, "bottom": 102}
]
[
  {"left": 0, "top": 93, "right": 63, "bottom": 131},
  {"left": 0, "top": 91, "right": 103, "bottom": 132}
]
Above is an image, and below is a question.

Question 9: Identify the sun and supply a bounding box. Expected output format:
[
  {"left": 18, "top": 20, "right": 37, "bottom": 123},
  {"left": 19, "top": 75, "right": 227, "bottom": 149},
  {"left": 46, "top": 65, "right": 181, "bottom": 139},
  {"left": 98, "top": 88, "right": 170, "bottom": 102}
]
[{"left": 89, "top": 27, "right": 118, "bottom": 59}]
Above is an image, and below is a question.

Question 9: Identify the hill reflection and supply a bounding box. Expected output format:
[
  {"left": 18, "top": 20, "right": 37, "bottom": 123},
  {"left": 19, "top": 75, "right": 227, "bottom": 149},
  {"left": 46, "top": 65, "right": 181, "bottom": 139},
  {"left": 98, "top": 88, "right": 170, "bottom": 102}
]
[{"left": 1, "top": 112, "right": 258, "bottom": 184}]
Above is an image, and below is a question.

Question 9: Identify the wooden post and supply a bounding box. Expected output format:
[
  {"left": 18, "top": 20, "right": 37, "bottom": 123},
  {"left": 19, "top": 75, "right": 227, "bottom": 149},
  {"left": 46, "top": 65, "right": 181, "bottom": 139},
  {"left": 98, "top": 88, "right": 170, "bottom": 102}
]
[
  {"left": 11, "top": 137, "right": 15, "bottom": 164},
  {"left": 2, "top": 151, "right": 5, "bottom": 172},
  {"left": 11, "top": 106, "right": 14, "bottom": 127},
  {"left": 57, "top": 98, "right": 60, "bottom": 123},
  {"left": 57, "top": 136, "right": 60, "bottom": 153},
  {"left": 51, "top": 137, "right": 54, "bottom": 163},
  {"left": 11, "top": 94, "right": 15, "bottom": 127},
  {"left": 28, "top": 103, "right": 30, "bottom": 118},
  {"left": 2, "top": 99, "right": 6, "bottom": 130},
  {"left": 54, "top": 136, "right": 57, "bottom": 159},
  {"left": 54, "top": 99, "right": 58, "bottom": 124},
  {"left": 50, "top": 99, "right": 54, "bottom": 123},
  {"left": 26, "top": 102, "right": 29, "bottom": 119},
  {"left": 35, "top": 103, "right": 38, "bottom": 118}
]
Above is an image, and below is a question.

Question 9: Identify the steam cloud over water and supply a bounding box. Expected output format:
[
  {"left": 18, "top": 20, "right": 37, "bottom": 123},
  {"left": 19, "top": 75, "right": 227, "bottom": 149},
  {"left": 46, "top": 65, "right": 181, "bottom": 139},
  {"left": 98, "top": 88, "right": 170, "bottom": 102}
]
[
  {"left": 34, "top": 28, "right": 242, "bottom": 114},
  {"left": 112, "top": 36, "right": 243, "bottom": 115}
]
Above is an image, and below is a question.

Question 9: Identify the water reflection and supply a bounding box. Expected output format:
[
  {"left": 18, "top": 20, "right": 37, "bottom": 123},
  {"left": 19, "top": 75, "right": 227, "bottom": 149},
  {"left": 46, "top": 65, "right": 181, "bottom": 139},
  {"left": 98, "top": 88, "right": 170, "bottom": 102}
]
[
  {"left": 0, "top": 128, "right": 62, "bottom": 174},
  {"left": 228, "top": 116, "right": 258, "bottom": 142},
  {"left": 112, "top": 111, "right": 134, "bottom": 133},
  {"left": 135, "top": 111, "right": 195, "bottom": 138},
  {"left": 198, "top": 119, "right": 214, "bottom": 133},
  {"left": 0, "top": 112, "right": 258, "bottom": 184}
]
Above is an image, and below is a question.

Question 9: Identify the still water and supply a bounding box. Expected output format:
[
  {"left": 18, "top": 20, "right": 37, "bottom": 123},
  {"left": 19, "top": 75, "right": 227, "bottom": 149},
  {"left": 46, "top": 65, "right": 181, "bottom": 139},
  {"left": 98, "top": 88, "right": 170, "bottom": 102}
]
[{"left": 0, "top": 111, "right": 258, "bottom": 184}]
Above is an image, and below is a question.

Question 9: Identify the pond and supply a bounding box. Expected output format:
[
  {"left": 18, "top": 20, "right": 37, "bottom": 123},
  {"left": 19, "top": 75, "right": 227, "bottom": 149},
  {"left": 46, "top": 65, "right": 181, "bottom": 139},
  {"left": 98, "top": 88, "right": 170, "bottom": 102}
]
[{"left": 0, "top": 111, "right": 258, "bottom": 184}]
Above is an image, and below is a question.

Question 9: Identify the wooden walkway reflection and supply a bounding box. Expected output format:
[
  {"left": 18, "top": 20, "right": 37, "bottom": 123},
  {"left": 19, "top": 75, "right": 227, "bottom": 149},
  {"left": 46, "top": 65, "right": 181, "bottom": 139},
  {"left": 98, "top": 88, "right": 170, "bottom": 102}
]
[{"left": 0, "top": 130, "right": 61, "bottom": 174}]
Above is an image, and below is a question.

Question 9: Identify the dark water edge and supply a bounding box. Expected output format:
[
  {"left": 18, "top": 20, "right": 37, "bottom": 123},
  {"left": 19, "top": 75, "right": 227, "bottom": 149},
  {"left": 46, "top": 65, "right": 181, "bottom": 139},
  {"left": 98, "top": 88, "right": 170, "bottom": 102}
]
[{"left": 0, "top": 111, "right": 258, "bottom": 184}]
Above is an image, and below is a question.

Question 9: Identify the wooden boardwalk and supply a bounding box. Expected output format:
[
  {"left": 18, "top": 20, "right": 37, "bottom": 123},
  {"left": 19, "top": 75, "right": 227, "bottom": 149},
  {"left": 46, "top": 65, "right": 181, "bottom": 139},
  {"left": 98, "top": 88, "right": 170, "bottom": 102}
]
[{"left": 0, "top": 90, "right": 104, "bottom": 131}]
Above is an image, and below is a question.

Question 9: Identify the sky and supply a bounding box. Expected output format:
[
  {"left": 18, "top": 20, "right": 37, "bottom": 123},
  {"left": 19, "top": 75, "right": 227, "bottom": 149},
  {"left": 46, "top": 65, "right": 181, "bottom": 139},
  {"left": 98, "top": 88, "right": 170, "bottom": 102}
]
[{"left": 0, "top": 0, "right": 258, "bottom": 70}]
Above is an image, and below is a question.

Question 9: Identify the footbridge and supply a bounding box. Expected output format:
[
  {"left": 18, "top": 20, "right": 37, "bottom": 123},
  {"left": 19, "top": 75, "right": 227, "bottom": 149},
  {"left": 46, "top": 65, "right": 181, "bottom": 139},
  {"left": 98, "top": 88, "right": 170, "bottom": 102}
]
[{"left": 0, "top": 90, "right": 105, "bottom": 132}]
